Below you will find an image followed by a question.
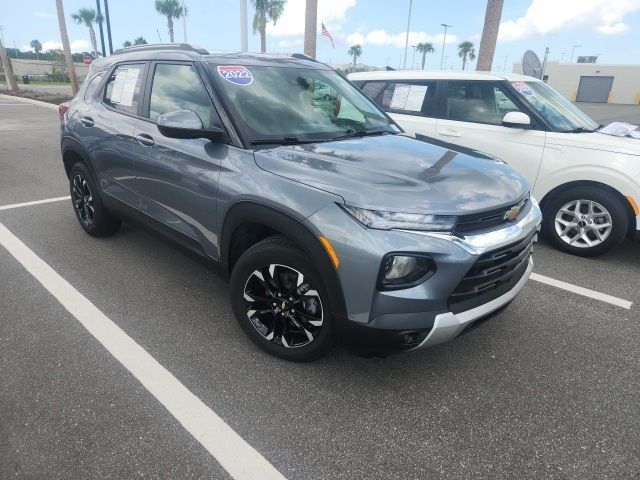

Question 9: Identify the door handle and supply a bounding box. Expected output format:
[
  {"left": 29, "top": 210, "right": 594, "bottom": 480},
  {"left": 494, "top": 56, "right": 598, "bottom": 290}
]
[
  {"left": 136, "top": 133, "right": 154, "bottom": 147},
  {"left": 80, "top": 116, "right": 94, "bottom": 127},
  {"left": 438, "top": 128, "right": 461, "bottom": 137}
]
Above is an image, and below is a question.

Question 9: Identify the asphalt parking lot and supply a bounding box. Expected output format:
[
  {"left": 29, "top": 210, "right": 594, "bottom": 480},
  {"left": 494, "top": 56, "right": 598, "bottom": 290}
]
[{"left": 1, "top": 96, "right": 639, "bottom": 480}]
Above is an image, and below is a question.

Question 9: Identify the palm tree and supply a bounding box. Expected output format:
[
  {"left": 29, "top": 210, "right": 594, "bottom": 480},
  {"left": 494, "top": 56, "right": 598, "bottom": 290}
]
[
  {"left": 71, "top": 8, "right": 103, "bottom": 57},
  {"left": 122, "top": 40, "right": 132, "bottom": 48},
  {"left": 348, "top": 44, "right": 362, "bottom": 69},
  {"left": 251, "top": 0, "right": 286, "bottom": 53},
  {"left": 133, "top": 37, "right": 148, "bottom": 45},
  {"left": 0, "top": 35, "right": 18, "bottom": 91},
  {"left": 416, "top": 42, "right": 434, "bottom": 70},
  {"left": 458, "top": 41, "right": 476, "bottom": 70},
  {"left": 30, "top": 39, "right": 43, "bottom": 60},
  {"left": 154, "top": 0, "right": 185, "bottom": 43},
  {"left": 303, "top": 0, "right": 318, "bottom": 58},
  {"left": 476, "top": 0, "right": 504, "bottom": 71},
  {"left": 55, "top": 0, "right": 79, "bottom": 94}
]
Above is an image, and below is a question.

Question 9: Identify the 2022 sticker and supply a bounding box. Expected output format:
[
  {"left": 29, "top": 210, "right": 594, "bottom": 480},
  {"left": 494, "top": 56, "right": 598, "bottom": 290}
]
[{"left": 217, "top": 65, "right": 254, "bottom": 86}]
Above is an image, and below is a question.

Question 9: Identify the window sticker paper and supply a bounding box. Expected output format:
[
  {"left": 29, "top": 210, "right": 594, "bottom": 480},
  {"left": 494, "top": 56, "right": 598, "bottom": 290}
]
[
  {"left": 390, "top": 84, "right": 411, "bottom": 109},
  {"left": 404, "top": 85, "right": 428, "bottom": 111}
]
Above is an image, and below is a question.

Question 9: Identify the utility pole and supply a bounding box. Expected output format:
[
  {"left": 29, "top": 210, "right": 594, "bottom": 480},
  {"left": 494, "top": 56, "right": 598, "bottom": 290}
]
[
  {"left": 95, "top": 0, "right": 106, "bottom": 56},
  {"left": 440, "top": 24, "right": 452, "bottom": 70},
  {"left": 240, "top": 0, "right": 248, "bottom": 52},
  {"left": 182, "top": 0, "right": 188, "bottom": 42},
  {"left": 55, "top": 0, "right": 79, "bottom": 94},
  {"left": 402, "top": 0, "right": 412, "bottom": 69},
  {"left": 0, "top": 33, "right": 18, "bottom": 91}
]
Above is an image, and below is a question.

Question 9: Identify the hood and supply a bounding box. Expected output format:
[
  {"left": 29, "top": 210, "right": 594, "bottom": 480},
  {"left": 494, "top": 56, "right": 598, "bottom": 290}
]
[
  {"left": 253, "top": 134, "right": 529, "bottom": 215},
  {"left": 547, "top": 132, "right": 640, "bottom": 156}
]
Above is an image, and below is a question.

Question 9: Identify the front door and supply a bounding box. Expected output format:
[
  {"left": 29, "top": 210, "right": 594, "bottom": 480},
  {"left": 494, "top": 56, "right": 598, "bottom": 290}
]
[
  {"left": 435, "top": 80, "right": 546, "bottom": 188},
  {"left": 132, "top": 62, "right": 226, "bottom": 257}
]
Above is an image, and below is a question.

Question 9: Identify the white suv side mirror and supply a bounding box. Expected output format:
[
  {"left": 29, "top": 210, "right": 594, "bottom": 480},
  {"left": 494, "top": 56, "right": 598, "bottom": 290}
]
[{"left": 502, "top": 111, "right": 531, "bottom": 128}]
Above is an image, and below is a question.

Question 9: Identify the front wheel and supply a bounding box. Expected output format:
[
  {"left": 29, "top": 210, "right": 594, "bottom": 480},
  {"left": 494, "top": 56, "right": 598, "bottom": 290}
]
[
  {"left": 230, "top": 236, "right": 336, "bottom": 362},
  {"left": 542, "top": 186, "right": 629, "bottom": 257}
]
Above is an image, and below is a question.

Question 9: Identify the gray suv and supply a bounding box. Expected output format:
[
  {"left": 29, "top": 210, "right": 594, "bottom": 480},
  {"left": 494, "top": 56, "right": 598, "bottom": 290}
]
[{"left": 59, "top": 44, "right": 541, "bottom": 361}]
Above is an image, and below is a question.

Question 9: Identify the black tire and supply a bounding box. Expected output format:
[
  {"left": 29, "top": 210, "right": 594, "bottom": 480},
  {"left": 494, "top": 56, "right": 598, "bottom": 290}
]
[
  {"left": 230, "top": 235, "right": 336, "bottom": 362},
  {"left": 69, "top": 162, "right": 121, "bottom": 237},
  {"left": 542, "top": 186, "right": 628, "bottom": 257}
]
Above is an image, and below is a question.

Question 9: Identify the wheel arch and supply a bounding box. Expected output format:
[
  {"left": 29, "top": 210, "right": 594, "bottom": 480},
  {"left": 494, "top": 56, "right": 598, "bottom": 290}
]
[
  {"left": 220, "top": 201, "right": 348, "bottom": 321},
  {"left": 61, "top": 136, "right": 98, "bottom": 180},
  {"left": 539, "top": 180, "right": 636, "bottom": 235}
]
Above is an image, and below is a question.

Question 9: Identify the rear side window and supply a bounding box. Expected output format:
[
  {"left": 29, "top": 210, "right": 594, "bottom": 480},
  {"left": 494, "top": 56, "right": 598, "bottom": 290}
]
[
  {"left": 379, "top": 81, "right": 437, "bottom": 117},
  {"left": 447, "top": 81, "right": 525, "bottom": 125},
  {"left": 104, "top": 63, "right": 146, "bottom": 115},
  {"left": 148, "top": 63, "right": 215, "bottom": 127},
  {"left": 84, "top": 73, "right": 104, "bottom": 100},
  {"left": 360, "top": 81, "right": 386, "bottom": 101}
]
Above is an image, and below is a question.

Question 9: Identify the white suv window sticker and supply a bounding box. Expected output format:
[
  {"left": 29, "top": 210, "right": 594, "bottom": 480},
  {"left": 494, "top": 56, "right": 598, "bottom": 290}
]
[
  {"left": 110, "top": 68, "right": 140, "bottom": 106},
  {"left": 390, "top": 84, "right": 427, "bottom": 111}
]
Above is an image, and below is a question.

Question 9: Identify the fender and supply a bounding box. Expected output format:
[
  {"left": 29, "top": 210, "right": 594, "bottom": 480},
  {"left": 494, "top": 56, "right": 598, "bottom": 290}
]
[
  {"left": 220, "top": 201, "right": 348, "bottom": 322},
  {"left": 61, "top": 135, "right": 98, "bottom": 180}
]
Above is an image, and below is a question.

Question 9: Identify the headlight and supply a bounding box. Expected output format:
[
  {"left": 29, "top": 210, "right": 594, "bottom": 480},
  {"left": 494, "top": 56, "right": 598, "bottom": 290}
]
[{"left": 340, "top": 205, "right": 457, "bottom": 232}]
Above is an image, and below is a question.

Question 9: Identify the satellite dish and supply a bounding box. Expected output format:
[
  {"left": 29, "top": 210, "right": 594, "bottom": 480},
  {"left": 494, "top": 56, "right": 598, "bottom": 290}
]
[{"left": 522, "top": 50, "right": 542, "bottom": 79}]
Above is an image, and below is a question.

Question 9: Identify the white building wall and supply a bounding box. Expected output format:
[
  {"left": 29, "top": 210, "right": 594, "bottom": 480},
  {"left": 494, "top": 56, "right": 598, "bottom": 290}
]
[
  {"left": 513, "top": 61, "right": 640, "bottom": 105},
  {"left": 6, "top": 59, "right": 90, "bottom": 78}
]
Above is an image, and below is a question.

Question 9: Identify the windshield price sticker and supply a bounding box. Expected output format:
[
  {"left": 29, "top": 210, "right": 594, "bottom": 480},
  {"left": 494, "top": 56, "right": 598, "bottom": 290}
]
[
  {"left": 512, "top": 81, "right": 534, "bottom": 96},
  {"left": 217, "top": 65, "right": 254, "bottom": 86}
]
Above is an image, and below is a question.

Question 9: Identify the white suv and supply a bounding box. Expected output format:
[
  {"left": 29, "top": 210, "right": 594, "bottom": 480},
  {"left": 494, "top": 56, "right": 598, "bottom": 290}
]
[{"left": 350, "top": 70, "right": 640, "bottom": 257}]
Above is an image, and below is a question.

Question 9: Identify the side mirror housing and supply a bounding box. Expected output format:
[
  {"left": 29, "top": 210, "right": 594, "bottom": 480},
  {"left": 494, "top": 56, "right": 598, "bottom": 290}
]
[
  {"left": 502, "top": 111, "right": 531, "bottom": 129},
  {"left": 157, "top": 110, "right": 224, "bottom": 141}
]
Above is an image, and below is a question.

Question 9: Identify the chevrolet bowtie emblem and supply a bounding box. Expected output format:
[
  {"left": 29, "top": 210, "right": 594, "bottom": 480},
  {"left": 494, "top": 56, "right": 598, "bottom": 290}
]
[{"left": 504, "top": 205, "right": 521, "bottom": 221}]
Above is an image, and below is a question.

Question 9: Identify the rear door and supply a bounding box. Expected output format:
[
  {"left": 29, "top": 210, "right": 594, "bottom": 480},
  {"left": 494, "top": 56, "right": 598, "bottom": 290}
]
[
  {"left": 434, "top": 80, "right": 546, "bottom": 186},
  {"left": 362, "top": 80, "right": 439, "bottom": 137},
  {"left": 132, "top": 61, "right": 228, "bottom": 256}
]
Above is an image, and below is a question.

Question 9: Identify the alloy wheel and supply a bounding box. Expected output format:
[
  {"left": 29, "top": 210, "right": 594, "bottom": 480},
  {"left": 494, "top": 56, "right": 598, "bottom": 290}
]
[
  {"left": 243, "top": 264, "right": 324, "bottom": 348},
  {"left": 72, "top": 174, "right": 95, "bottom": 227},
  {"left": 554, "top": 199, "right": 612, "bottom": 248}
]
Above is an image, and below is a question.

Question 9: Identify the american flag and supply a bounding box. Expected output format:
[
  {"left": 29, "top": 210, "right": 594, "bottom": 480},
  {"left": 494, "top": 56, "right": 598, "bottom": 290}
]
[{"left": 321, "top": 23, "right": 335, "bottom": 48}]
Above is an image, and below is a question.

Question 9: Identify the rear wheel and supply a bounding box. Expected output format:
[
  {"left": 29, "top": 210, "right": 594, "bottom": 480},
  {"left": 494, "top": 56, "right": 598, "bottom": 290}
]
[
  {"left": 230, "top": 236, "right": 336, "bottom": 361},
  {"left": 542, "top": 186, "right": 628, "bottom": 257},
  {"left": 69, "top": 162, "right": 121, "bottom": 237}
]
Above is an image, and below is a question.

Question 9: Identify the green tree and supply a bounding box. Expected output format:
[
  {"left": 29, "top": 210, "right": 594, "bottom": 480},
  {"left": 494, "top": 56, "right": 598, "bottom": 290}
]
[
  {"left": 416, "top": 42, "right": 434, "bottom": 70},
  {"left": 71, "top": 7, "right": 103, "bottom": 56},
  {"left": 154, "top": 0, "right": 185, "bottom": 43},
  {"left": 122, "top": 40, "right": 132, "bottom": 48},
  {"left": 134, "top": 36, "right": 148, "bottom": 45},
  {"left": 251, "top": 0, "right": 286, "bottom": 53},
  {"left": 30, "top": 39, "right": 43, "bottom": 60},
  {"left": 348, "top": 44, "right": 362, "bottom": 69},
  {"left": 458, "top": 40, "right": 476, "bottom": 70}
]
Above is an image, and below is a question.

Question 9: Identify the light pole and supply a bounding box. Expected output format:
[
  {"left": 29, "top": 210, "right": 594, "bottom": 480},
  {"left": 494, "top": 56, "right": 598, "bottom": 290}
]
[
  {"left": 411, "top": 45, "right": 417, "bottom": 70},
  {"left": 570, "top": 44, "right": 581, "bottom": 63},
  {"left": 440, "top": 23, "right": 452, "bottom": 70},
  {"left": 402, "top": 0, "right": 413, "bottom": 69}
]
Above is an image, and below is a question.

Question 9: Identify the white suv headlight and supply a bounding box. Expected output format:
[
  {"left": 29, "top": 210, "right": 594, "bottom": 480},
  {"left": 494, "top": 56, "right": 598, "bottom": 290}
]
[{"left": 341, "top": 205, "right": 457, "bottom": 232}]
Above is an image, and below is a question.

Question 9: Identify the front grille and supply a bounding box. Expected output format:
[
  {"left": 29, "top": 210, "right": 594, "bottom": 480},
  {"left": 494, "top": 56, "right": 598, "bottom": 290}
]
[
  {"left": 449, "top": 231, "right": 536, "bottom": 314},
  {"left": 454, "top": 197, "right": 529, "bottom": 234}
]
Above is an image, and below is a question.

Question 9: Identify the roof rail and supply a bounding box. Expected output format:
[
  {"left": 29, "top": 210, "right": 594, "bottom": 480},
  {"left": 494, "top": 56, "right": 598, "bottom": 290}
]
[
  {"left": 112, "top": 43, "right": 209, "bottom": 56},
  {"left": 290, "top": 53, "right": 319, "bottom": 63}
]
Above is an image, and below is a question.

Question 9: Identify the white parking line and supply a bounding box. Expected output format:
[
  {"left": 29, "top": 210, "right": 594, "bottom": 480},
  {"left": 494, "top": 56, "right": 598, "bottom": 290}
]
[
  {"left": 0, "top": 221, "right": 287, "bottom": 480},
  {"left": 0, "top": 196, "right": 70, "bottom": 211},
  {"left": 530, "top": 273, "right": 633, "bottom": 310}
]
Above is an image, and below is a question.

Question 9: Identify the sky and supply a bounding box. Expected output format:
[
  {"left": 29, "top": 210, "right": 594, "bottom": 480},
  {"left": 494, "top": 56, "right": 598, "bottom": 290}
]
[{"left": 2, "top": 0, "right": 640, "bottom": 70}]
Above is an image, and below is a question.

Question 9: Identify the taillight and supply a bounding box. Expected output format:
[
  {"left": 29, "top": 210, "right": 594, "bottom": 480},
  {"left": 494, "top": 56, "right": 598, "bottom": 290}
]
[{"left": 58, "top": 103, "right": 69, "bottom": 121}]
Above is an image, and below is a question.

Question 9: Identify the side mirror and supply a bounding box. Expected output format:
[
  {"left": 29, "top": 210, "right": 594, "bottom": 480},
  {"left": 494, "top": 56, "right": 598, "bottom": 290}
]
[
  {"left": 502, "top": 111, "right": 531, "bottom": 129},
  {"left": 157, "top": 110, "right": 224, "bottom": 141}
]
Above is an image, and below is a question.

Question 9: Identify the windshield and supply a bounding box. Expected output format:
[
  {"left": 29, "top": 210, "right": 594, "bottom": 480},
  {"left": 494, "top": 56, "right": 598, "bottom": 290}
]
[
  {"left": 511, "top": 81, "right": 600, "bottom": 132},
  {"left": 209, "top": 64, "right": 394, "bottom": 143}
]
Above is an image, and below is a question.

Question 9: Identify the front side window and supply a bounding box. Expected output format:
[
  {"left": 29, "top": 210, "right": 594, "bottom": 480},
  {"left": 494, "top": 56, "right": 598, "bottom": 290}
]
[
  {"left": 104, "top": 63, "right": 145, "bottom": 115},
  {"left": 510, "top": 81, "right": 599, "bottom": 132},
  {"left": 447, "top": 81, "right": 524, "bottom": 125},
  {"left": 209, "top": 64, "right": 393, "bottom": 143},
  {"left": 149, "top": 63, "right": 215, "bottom": 127}
]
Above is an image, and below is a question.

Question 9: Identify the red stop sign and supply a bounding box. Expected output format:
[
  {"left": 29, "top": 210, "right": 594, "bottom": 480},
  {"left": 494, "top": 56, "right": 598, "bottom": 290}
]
[{"left": 83, "top": 56, "right": 92, "bottom": 64}]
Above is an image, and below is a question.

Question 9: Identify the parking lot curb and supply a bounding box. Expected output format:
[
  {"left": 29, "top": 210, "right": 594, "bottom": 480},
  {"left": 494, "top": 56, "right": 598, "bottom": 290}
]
[{"left": 0, "top": 93, "right": 59, "bottom": 110}]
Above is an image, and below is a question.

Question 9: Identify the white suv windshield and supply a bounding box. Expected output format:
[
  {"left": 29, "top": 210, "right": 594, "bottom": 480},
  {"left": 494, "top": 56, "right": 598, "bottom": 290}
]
[
  {"left": 211, "top": 64, "right": 394, "bottom": 143},
  {"left": 512, "top": 81, "right": 600, "bottom": 133}
]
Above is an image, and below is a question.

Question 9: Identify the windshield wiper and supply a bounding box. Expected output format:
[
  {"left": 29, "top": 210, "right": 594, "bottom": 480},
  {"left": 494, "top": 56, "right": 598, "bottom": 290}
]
[
  {"left": 333, "top": 128, "right": 394, "bottom": 140},
  {"left": 563, "top": 126, "right": 601, "bottom": 133}
]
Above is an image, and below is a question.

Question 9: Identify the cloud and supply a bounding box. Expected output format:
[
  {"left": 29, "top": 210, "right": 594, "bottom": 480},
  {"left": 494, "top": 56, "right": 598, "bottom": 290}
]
[
  {"left": 345, "top": 30, "right": 459, "bottom": 48},
  {"left": 499, "top": 0, "right": 640, "bottom": 41},
  {"left": 32, "top": 39, "right": 93, "bottom": 53},
  {"left": 277, "top": 38, "right": 303, "bottom": 48},
  {"left": 266, "top": 0, "right": 356, "bottom": 37},
  {"left": 33, "top": 11, "right": 56, "bottom": 19}
]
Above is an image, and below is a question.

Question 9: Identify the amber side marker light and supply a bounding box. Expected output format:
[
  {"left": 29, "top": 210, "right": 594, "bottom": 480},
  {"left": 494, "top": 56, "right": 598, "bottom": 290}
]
[
  {"left": 318, "top": 236, "right": 340, "bottom": 269},
  {"left": 627, "top": 196, "right": 640, "bottom": 216}
]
